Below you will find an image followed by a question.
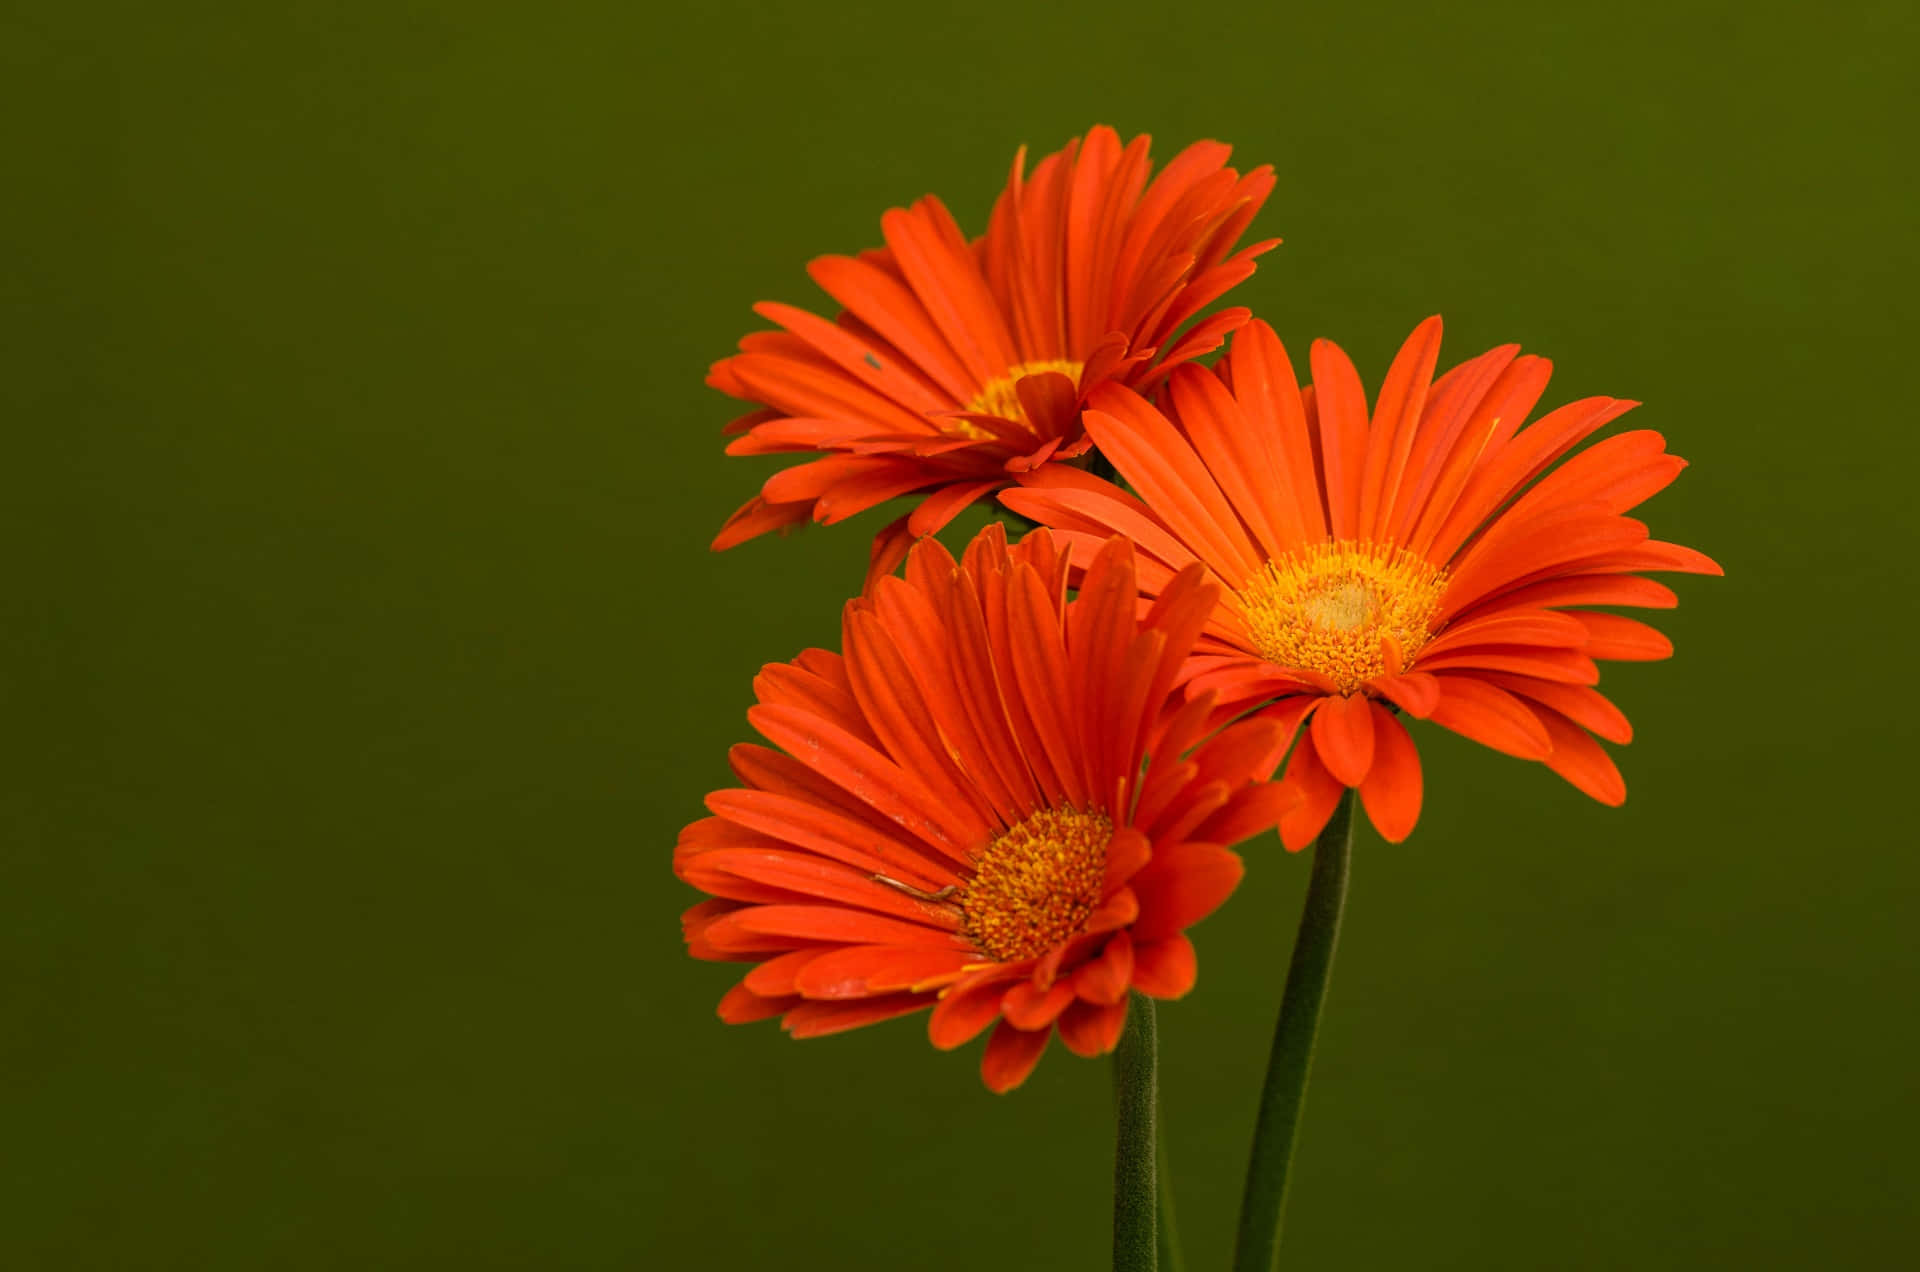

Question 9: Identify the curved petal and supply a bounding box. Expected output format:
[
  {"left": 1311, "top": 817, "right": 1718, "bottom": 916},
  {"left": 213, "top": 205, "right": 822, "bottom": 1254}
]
[
  {"left": 1190, "top": 782, "right": 1297, "bottom": 846},
  {"left": 718, "top": 982, "right": 797, "bottom": 1024},
  {"left": 709, "top": 904, "right": 964, "bottom": 951},
  {"left": 1058, "top": 998, "right": 1130, "bottom": 1057},
  {"left": 928, "top": 974, "right": 1017, "bottom": 1050},
  {"left": 1369, "top": 671, "right": 1440, "bottom": 718},
  {"left": 1309, "top": 692, "right": 1376, "bottom": 787},
  {"left": 1426, "top": 677, "right": 1552, "bottom": 760},
  {"left": 1130, "top": 934, "right": 1198, "bottom": 998},
  {"left": 1130, "top": 843, "right": 1245, "bottom": 940},
  {"left": 784, "top": 993, "right": 932, "bottom": 1039},
  {"left": 1571, "top": 611, "right": 1674, "bottom": 661},
  {"left": 981, "top": 1018, "right": 1054, "bottom": 1093},
  {"left": 1001, "top": 978, "right": 1078, "bottom": 1030},
  {"left": 1536, "top": 707, "right": 1628, "bottom": 806},
  {"left": 1073, "top": 932, "right": 1135, "bottom": 1005},
  {"left": 1358, "top": 705, "right": 1423, "bottom": 843},
  {"left": 863, "top": 513, "right": 917, "bottom": 592},
  {"left": 1278, "top": 736, "right": 1347, "bottom": 850},
  {"left": 793, "top": 945, "right": 978, "bottom": 1000},
  {"left": 1483, "top": 674, "right": 1633, "bottom": 745}
]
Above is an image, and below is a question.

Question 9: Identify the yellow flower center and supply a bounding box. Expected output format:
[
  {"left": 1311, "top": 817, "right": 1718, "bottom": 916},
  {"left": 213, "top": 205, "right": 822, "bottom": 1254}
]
[
  {"left": 947, "top": 359, "right": 1084, "bottom": 439},
  {"left": 1239, "top": 540, "right": 1447, "bottom": 695},
  {"left": 959, "top": 806, "right": 1111, "bottom": 962}
]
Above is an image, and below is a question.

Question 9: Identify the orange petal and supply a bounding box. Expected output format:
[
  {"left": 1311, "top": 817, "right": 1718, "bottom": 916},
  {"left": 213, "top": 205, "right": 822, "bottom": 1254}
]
[
  {"left": 718, "top": 982, "right": 796, "bottom": 1024},
  {"left": 1190, "top": 781, "right": 1297, "bottom": 847},
  {"left": 905, "top": 480, "right": 1002, "bottom": 539},
  {"left": 743, "top": 948, "right": 832, "bottom": 997},
  {"left": 704, "top": 787, "right": 951, "bottom": 892},
  {"left": 1221, "top": 320, "right": 1323, "bottom": 541},
  {"left": 1030, "top": 943, "right": 1068, "bottom": 993},
  {"left": 681, "top": 845, "right": 960, "bottom": 928},
  {"left": 1081, "top": 391, "right": 1261, "bottom": 581},
  {"left": 1426, "top": 676, "right": 1552, "bottom": 760},
  {"left": 1001, "top": 979, "right": 1077, "bottom": 1030},
  {"left": 863, "top": 514, "right": 916, "bottom": 593},
  {"left": 712, "top": 493, "right": 813, "bottom": 552},
  {"left": 1130, "top": 934, "right": 1198, "bottom": 998},
  {"left": 838, "top": 611, "right": 996, "bottom": 842},
  {"left": 1150, "top": 778, "right": 1231, "bottom": 845},
  {"left": 1418, "top": 608, "right": 1589, "bottom": 658},
  {"left": 751, "top": 659, "right": 878, "bottom": 751},
  {"left": 1130, "top": 843, "right": 1245, "bottom": 940},
  {"left": 1309, "top": 692, "right": 1376, "bottom": 787},
  {"left": 1423, "top": 397, "right": 1638, "bottom": 565},
  {"left": 1005, "top": 561, "right": 1089, "bottom": 807},
  {"left": 928, "top": 974, "right": 1015, "bottom": 1050},
  {"left": 812, "top": 463, "right": 946, "bottom": 526},
  {"left": 792, "top": 945, "right": 978, "bottom": 999},
  {"left": 681, "top": 898, "right": 749, "bottom": 961},
  {"left": 1168, "top": 359, "right": 1293, "bottom": 560},
  {"left": 1073, "top": 932, "right": 1135, "bottom": 1005},
  {"left": 1483, "top": 675, "right": 1633, "bottom": 744},
  {"left": 1012, "top": 370, "right": 1079, "bottom": 444},
  {"left": 1192, "top": 715, "right": 1290, "bottom": 787},
  {"left": 1309, "top": 338, "right": 1370, "bottom": 540},
  {"left": 1084, "top": 886, "right": 1140, "bottom": 935},
  {"left": 783, "top": 993, "right": 931, "bottom": 1039},
  {"left": 1536, "top": 708, "right": 1628, "bottom": 806},
  {"left": 1358, "top": 705, "right": 1423, "bottom": 843},
  {"left": 1361, "top": 315, "right": 1444, "bottom": 541},
  {"left": 711, "top": 904, "right": 961, "bottom": 949},
  {"left": 1388, "top": 345, "right": 1529, "bottom": 546},
  {"left": 880, "top": 198, "right": 1016, "bottom": 382},
  {"left": 1277, "top": 736, "right": 1347, "bottom": 850},
  {"left": 806, "top": 253, "right": 975, "bottom": 400},
  {"left": 1102, "top": 827, "right": 1154, "bottom": 893},
  {"left": 981, "top": 1018, "right": 1053, "bottom": 1093},
  {"left": 743, "top": 703, "right": 981, "bottom": 862},
  {"left": 1477, "top": 573, "right": 1678, "bottom": 614},
  {"left": 1571, "top": 611, "right": 1674, "bottom": 661},
  {"left": 1000, "top": 469, "right": 1198, "bottom": 578},
  {"left": 1415, "top": 645, "right": 1601, "bottom": 686},
  {"left": 1057, "top": 999, "right": 1130, "bottom": 1058},
  {"left": 1369, "top": 671, "right": 1440, "bottom": 718},
  {"left": 1592, "top": 540, "right": 1722, "bottom": 576}
]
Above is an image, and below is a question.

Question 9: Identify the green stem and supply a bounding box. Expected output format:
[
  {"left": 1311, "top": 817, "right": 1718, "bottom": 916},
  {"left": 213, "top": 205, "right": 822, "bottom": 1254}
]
[
  {"left": 1156, "top": 1129, "right": 1186, "bottom": 1272},
  {"left": 1113, "top": 991, "right": 1158, "bottom": 1272},
  {"left": 1232, "top": 788, "right": 1356, "bottom": 1272}
]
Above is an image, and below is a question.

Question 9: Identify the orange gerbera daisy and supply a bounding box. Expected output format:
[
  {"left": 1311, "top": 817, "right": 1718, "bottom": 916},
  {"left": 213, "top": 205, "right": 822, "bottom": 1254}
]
[
  {"left": 710, "top": 126, "right": 1277, "bottom": 587},
  {"left": 675, "top": 525, "right": 1293, "bottom": 1092},
  {"left": 1003, "top": 316, "right": 1720, "bottom": 848}
]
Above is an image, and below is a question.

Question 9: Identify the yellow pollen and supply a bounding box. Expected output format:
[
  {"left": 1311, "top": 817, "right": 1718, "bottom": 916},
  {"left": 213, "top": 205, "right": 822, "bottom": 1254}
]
[
  {"left": 958, "top": 806, "right": 1111, "bottom": 962},
  {"left": 1239, "top": 540, "right": 1448, "bottom": 695},
  {"left": 946, "top": 359, "right": 1084, "bottom": 440}
]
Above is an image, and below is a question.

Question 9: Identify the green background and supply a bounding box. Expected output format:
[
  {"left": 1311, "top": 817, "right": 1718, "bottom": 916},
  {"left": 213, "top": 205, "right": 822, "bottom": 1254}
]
[{"left": 8, "top": 1, "right": 1915, "bottom": 1267}]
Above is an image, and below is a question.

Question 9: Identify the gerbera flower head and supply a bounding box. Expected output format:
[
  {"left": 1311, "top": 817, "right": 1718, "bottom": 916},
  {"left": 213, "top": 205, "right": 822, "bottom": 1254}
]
[
  {"left": 675, "top": 524, "right": 1295, "bottom": 1092},
  {"left": 1003, "top": 316, "right": 1720, "bottom": 848},
  {"left": 710, "top": 126, "right": 1279, "bottom": 589}
]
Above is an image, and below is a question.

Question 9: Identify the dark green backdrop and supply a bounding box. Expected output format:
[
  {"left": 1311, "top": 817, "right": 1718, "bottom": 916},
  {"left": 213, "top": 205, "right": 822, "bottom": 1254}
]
[{"left": 8, "top": 1, "right": 1915, "bottom": 1267}]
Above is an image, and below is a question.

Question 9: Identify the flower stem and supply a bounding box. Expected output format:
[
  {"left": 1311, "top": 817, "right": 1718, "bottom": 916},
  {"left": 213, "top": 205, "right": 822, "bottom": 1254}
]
[
  {"left": 1113, "top": 991, "right": 1159, "bottom": 1272},
  {"left": 1233, "top": 788, "right": 1356, "bottom": 1272},
  {"left": 1156, "top": 1130, "right": 1186, "bottom": 1272}
]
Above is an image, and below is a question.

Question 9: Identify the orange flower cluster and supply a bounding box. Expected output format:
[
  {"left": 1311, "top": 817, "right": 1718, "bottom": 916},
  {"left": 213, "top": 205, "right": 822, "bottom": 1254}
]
[
  {"left": 711, "top": 127, "right": 1276, "bottom": 590},
  {"left": 679, "top": 127, "right": 1716, "bottom": 1091}
]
